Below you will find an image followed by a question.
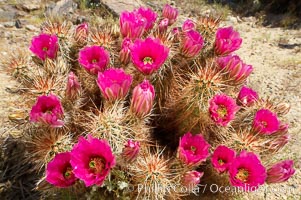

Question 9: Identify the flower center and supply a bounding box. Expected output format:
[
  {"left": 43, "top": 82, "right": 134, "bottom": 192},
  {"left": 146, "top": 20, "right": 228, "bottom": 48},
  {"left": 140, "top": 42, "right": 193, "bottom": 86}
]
[
  {"left": 41, "top": 105, "right": 55, "bottom": 114},
  {"left": 261, "top": 120, "right": 268, "bottom": 128},
  {"left": 217, "top": 105, "right": 228, "bottom": 118},
  {"left": 235, "top": 168, "right": 249, "bottom": 182},
  {"left": 143, "top": 57, "right": 153, "bottom": 65},
  {"left": 89, "top": 157, "right": 105, "bottom": 174},
  {"left": 218, "top": 159, "right": 225, "bottom": 165},
  {"left": 190, "top": 146, "right": 196, "bottom": 151},
  {"left": 63, "top": 166, "right": 73, "bottom": 180},
  {"left": 42, "top": 47, "right": 48, "bottom": 51},
  {"left": 92, "top": 59, "right": 98, "bottom": 63}
]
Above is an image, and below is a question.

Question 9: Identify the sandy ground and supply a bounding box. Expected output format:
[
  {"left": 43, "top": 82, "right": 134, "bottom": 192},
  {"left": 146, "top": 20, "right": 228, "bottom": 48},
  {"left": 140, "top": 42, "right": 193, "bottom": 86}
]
[{"left": 0, "top": 0, "right": 301, "bottom": 199}]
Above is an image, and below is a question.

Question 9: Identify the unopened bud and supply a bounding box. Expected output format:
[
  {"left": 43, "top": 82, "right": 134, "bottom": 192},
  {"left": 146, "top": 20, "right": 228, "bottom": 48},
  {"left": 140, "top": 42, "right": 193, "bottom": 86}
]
[
  {"left": 121, "top": 140, "right": 140, "bottom": 162},
  {"left": 66, "top": 72, "right": 81, "bottom": 100}
]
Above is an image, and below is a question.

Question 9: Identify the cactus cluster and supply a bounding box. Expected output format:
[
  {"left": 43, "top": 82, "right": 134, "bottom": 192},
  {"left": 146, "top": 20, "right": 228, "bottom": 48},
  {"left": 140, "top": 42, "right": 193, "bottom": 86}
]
[{"left": 1, "top": 3, "right": 295, "bottom": 199}]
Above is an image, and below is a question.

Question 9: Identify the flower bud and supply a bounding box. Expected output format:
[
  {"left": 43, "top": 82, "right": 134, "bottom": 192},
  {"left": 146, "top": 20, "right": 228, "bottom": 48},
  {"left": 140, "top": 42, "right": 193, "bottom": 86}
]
[
  {"left": 162, "top": 4, "right": 178, "bottom": 25},
  {"left": 159, "top": 18, "right": 169, "bottom": 33},
  {"left": 266, "top": 160, "right": 295, "bottom": 184},
  {"left": 119, "top": 38, "right": 132, "bottom": 65},
  {"left": 180, "top": 30, "right": 204, "bottom": 58},
  {"left": 182, "top": 19, "right": 195, "bottom": 32},
  {"left": 268, "top": 133, "right": 290, "bottom": 152},
  {"left": 182, "top": 171, "right": 204, "bottom": 188},
  {"left": 120, "top": 11, "right": 146, "bottom": 39},
  {"left": 130, "top": 80, "right": 155, "bottom": 117},
  {"left": 74, "top": 22, "right": 88, "bottom": 45},
  {"left": 66, "top": 72, "right": 81, "bottom": 100},
  {"left": 217, "top": 55, "right": 253, "bottom": 85},
  {"left": 172, "top": 27, "right": 180, "bottom": 42},
  {"left": 121, "top": 140, "right": 140, "bottom": 162},
  {"left": 275, "top": 103, "right": 291, "bottom": 115}
]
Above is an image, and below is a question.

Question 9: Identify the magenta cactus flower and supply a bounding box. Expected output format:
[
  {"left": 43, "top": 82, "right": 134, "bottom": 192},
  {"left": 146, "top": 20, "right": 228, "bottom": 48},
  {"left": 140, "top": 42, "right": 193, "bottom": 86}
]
[
  {"left": 162, "top": 4, "right": 178, "bottom": 25},
  {"left": 121, "top": 140, "right": 140, "bottom": 162},
  {"left": 136, "top": 7, "right": 157, "bottom": 31},
  {"left": 215, "top": 26, "right": 242, "bottom": 56},
  {"left": 130, "top": 37, "right": 169, "bottom": 75},
  {"left": 78, "top": 45, "right": 110, "bottom": 75},
  {"left": 237, "top": 86, "right": 258, "bottom": 106},
  {"left": 178, "top": 132, "right": 210, "bottom": 166},
  {"left": 66, "top": 72, "right": 81, "bottom": 100},
  {"left": 229, "top": 151, "right": 266, "bottom": 191},
  {"left": 209, "top": 94, "right": 239, "bottom": 126},
  {"left": 120, "top": 11, "right": 146, "bottom": 39},
  {"left": 29, "top": 33, "right": 58, "bottom": 60},
  {"left": 70, "top": 135, "right": 116, "bottom": 187},
  {"left": 211, "top": 145, "right": 236, "bottom": 173},
  {"left": 182, "top": 19, "right": 195, "bottom": 32},
  {"left": 119, "top": 38, "right": 132, "bottom": 65},
  {"left": 130, "top": 80, "right": 155, "bottom": 117},
  {"left": 46, "top": 152, "right": 77, "bottom": 188},
  {"left": 182, "top": 170, "right": 204, "bottom": 188},
  {"left": 253, "top": 109, "right": 279, "bottom": 134},
  {"left": 158, "top": 18, "right": 169, "bottom": 33},
  {"left": 266, "top": 160, "right": 295, "bottom": 184},
  {"left": 217, "top": 55, "right": 253, "bottom": 84},
  {"left": 96, "top": 68, "right": 133, "bottom": 101},
  {"left": 30, "top": 94, "right": 64, "bottom": 127},
  {"left": 180, "top": 30, "right": 204, "bottom": 58}
]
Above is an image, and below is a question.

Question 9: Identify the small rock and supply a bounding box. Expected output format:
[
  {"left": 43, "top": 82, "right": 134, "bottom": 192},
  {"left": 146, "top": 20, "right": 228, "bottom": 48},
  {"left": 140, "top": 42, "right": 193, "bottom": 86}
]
[
  {"left": 242, "top": 16, "right": 256, "bottom": 23},
  {"left": 236, "top": 16, "right": 242, "bottom": 22},
  {"left": 100, "top": 0, "right": 145, "bottom": 16},
  {"left": 16, "top": 10, "right": 27, "bottom": 17},
  {"left": 3, "top": 22, "right": 15, "bottom": 28},
  {"left": 3, "top": 31, "right": 12, "bottom": 39},
  {"left": 45, "top": 1, "right": 56, "bottom": 13},
  {"left": 227, "top": 16, "right": 238, "bottom": 24},
  {"left": 15, "top": 19, "right": 22, "bottom": 28},
  {"left": 25, "top": 24, "right": 39, "bottom": 31},
  {"left": 46, "top": 0, "right": 76, "bottom": 16},
  {"left": 20, "top": 4, "right": 40, "bottom": 12},
  {"left": 0, "top": 11, "right": 16, "bottom": 22}
]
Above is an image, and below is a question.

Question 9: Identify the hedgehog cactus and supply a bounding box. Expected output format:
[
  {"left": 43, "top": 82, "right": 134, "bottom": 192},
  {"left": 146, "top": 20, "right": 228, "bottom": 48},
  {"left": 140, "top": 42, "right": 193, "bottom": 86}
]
[{"left": 0, "top": 3, "right": 296, "bottom": 200}]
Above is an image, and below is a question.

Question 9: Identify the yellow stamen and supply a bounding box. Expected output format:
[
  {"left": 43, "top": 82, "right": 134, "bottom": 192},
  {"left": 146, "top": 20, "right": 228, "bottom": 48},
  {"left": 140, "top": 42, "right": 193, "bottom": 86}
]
[
  {"left": 191, "top": 146, "right": 196, "bottom": 152},
  {"left": 89, "top": 157, "right": 105, "bottom": 174},
  {"left": 64, "top": 167, "right": 73, "bottom": 179},
  {"left": 217, "top": 105, "right": 227, "bottom": 118},
  {"left": 143, "top": 57, "right": 153, "bottom": 65},
  {"left": 235, "top": 168, "right": 249, "bottom": 182}
]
